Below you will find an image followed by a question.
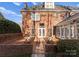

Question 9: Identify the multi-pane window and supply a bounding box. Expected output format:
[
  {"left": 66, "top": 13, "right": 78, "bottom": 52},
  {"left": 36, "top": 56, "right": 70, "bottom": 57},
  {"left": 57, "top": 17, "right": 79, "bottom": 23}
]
[
  {"left": 53, "top": 26, "right": 56, "bottom": 35},
  {"left": 56, "top": 27, "right": 60, "bottom": 37},
  {"left": 39, "top": 28, "right": 45, "bottom": 37},
  {"left": 35, "top": 13, "right": 40, "bottom": 21},
  {"left": 31, "top": 12, "right": 40, "bottom": 21},
  {"left": 70, "top": 26, "right": 75, "bottom": 38},
  {"left": 61, "top": 27, "right": 64, "bottom": 38},
  {"left": 31, "top": 12, "right": 35, "bottom": 21},
  {"left": 31, "top": 28, "right": 35, "bottom": 36},
  {"left": 39, "top": 23, "right": 45, "bottom": 37},
  {"left": 65, "top": 27, "right": 69, "bottom": 38}
]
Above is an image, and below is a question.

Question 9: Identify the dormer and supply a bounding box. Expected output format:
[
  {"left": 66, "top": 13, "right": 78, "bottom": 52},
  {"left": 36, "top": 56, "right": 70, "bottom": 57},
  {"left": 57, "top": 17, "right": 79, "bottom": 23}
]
[{"left": 44, "top": 2, "right": 54, "bottom": 9}]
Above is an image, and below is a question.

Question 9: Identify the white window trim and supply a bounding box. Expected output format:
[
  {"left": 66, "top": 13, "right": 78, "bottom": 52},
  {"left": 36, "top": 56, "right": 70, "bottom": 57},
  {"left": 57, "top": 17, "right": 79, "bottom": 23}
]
[
  {"left": 35, "top": 13, "right": 40, "bottom": 21},
  {"left": 38, "top": 28, "right": 46, "bottom": 38},
  {"left": 61, "top": 27, "right": 65, "bottom": 39},
  {"left": 65, "top": 26, "right": 69, "bottom": 38},
  {"left": 31, "top": 12, "right": 35, "bottom": 21},
  {"left": 31, "top": 12, "right": 40, "bottom": 21},
  {"left": 71, "top": 25, "right": 75, "bottom": 38}
]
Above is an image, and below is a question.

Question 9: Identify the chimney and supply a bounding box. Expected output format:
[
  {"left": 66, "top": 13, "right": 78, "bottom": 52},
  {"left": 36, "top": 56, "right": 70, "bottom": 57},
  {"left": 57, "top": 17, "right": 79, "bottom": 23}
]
[
  {"left": 42, "top": 2, "right": 45, "bottom": 8},
  {"left": 24, "top": 2, "right": 29, "bottom": 10},
  {"left": 64, "top": 11, "right": 71, "bottom": 19},
  {"left": 66, "top": 11, "right": 71, "bottom": 17}
]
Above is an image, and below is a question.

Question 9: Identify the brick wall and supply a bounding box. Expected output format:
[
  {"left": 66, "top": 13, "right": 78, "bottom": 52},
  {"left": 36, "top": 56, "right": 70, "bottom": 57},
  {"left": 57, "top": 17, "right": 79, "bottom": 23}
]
[
  {"left": 0, "top": 44, "right": 32, "bottom": 57},
  {"left": 0, "top": 33, "right": 23, "bottom": 43}
]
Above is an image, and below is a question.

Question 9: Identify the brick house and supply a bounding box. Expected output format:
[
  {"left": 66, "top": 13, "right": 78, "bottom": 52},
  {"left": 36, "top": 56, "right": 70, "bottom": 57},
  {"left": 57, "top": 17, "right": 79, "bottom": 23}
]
[{"left": 21, "top": 2, "right": 73, "bottom": 42}]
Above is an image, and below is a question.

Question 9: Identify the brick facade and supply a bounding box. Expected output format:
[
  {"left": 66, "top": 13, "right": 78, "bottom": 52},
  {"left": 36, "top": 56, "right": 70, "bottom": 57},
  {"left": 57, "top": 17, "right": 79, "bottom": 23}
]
[{"left": 21, "top": 3, "right": 71, "bottom": 42}]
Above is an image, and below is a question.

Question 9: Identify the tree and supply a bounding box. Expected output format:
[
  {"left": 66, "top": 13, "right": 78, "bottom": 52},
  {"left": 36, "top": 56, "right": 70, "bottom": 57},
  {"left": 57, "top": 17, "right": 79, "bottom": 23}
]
[{"left": 0, "top": 12, "right": 21, "bottom": 34}]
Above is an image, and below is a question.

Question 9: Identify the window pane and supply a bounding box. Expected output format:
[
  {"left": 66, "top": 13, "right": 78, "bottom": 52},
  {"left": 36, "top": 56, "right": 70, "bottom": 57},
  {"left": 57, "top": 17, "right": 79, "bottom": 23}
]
[
  {"left": 70, "top": 26, "right": 74, "bottom": 37},
  {"left": 32, "top": 29, "right": 35, "bottom": 36},
  {"left": 39, "top": 23, "right": 45, "bottom": 37},
  {"left": 65, "top": 28, "right": 69, "bottom": 38},
  {"left": 31, "top": 13, "right": 35, "bottom": 21},
  {"left": 61, "top": 28, "right": 64, "bottom": 36},
  {"left": 39, "top": 29, "right": 41, "bottom": 36},
  {"left": 35, "top": 13, "right": 40, "bottom": 21},
  {"left": 40, "top": 23, "right": 44, "bottom": 28},
  {"left": 53, "top": 26, "right": 56, "bottom": 35},
  {"left": 43, "top": 29, "right": 45, "bottom": 36},
  {"left": 56, "top": 27, "right": 60, "bottom": 37}
]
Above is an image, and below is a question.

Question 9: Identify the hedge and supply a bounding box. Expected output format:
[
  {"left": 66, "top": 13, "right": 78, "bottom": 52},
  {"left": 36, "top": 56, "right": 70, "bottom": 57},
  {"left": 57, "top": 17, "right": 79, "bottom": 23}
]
[{"left": 57, "top": 40, "right": 79, "bottom": 57}]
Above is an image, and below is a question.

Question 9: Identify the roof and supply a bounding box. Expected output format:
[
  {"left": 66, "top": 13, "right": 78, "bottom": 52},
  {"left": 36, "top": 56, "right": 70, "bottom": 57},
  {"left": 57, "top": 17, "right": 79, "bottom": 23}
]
[
  {"left": 55, "top": 13, "right": 79, "bottom": 26},
  {"left": 21, "top": 3, "right": 71, "bottom": 12}
]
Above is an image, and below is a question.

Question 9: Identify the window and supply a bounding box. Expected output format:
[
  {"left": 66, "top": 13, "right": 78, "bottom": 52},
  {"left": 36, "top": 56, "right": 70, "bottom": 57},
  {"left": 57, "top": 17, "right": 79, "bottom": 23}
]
[
  {"left": 38, "top": 23, "right": 45, "bottom": 37},
  {"left": 31, "top": 12, "right": 35, "bottom": 21},
  {"left": 53, "top": 26, "right": 56, "bottom": 35},
  {"left": 31, "top": 28, "right": 35, "bottom": 36},
  {"left": 39, "top": 28, "right": 45, "bottom": 37},
  {"left": 56, "top": 27, "right": 60, "bottom": 37},
  {"left": 45, "top": 2, "right": 54, "bottom": 8},
  {"left": 35, "top": 13, "right": 40, "bottom": 21},
  {"left": 31, "top": 12, "right": 40, "bottom": 21},
  {"left": 70, "top": 26, "right": 75, "bottom": 38},
  {"left": 61, "top": 27, "right": 64, "bottom": 38},
  {"left": 65, "top": 27, "right": 69, "bottom": 38}
]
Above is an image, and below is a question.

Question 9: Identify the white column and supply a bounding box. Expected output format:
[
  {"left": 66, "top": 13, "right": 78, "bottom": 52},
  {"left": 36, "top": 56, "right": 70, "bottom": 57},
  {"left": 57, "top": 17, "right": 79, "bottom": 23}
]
[
  {"left": 64, "top": 26, "right": 65, "bottom": 39},
  {"left": 75, "top": 23, "right": 78, "bottom": 39},
  {"left": 60, "top": 26, "right": 62, "bottom": 39},
  {"left": 68, "top": 25, "right": 71, "bottom": 39}
]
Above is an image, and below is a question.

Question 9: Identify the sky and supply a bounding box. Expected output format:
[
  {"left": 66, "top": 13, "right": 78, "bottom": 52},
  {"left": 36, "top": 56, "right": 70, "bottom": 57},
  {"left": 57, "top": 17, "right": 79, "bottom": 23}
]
[{"left": 0, "top": 2, "right": 79, "bottom": 27}]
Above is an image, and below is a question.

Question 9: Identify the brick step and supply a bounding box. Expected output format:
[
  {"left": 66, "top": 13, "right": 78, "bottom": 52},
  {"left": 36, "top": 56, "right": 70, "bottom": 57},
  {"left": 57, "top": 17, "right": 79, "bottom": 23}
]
[
  {"left": 32, "top": 53, "right": 45, "bottom": 57},
  {"left": 32, "top": 41, "right": 45, "bottom": 57}
]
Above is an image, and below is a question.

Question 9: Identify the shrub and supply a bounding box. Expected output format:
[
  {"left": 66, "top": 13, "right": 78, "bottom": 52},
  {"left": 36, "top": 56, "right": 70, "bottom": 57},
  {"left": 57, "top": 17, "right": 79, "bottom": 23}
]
[{"left": 57, "top": 40, "right": 79, "bottom": 57}]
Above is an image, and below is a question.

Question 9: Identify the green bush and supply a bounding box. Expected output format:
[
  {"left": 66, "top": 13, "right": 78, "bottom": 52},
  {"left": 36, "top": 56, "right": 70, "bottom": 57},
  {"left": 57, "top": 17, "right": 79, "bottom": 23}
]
[{"left": 57, "top": 40, "right": 79, "bottom": 57}]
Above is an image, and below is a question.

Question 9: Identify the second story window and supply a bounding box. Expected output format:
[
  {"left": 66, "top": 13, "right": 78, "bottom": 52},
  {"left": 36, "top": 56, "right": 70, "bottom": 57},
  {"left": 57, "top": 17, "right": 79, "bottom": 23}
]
[
  {"left": 31, "top": 12, "right": 35, "bottom": 21},
  {"left": 61, "top": 27, "right": 65, "bottom": 38},
  {"left": 35, "top": 13, "right": 40, "bottom": 21},
  {"left": 31, "top": 12, "right": 40, "bottom": 21}
]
